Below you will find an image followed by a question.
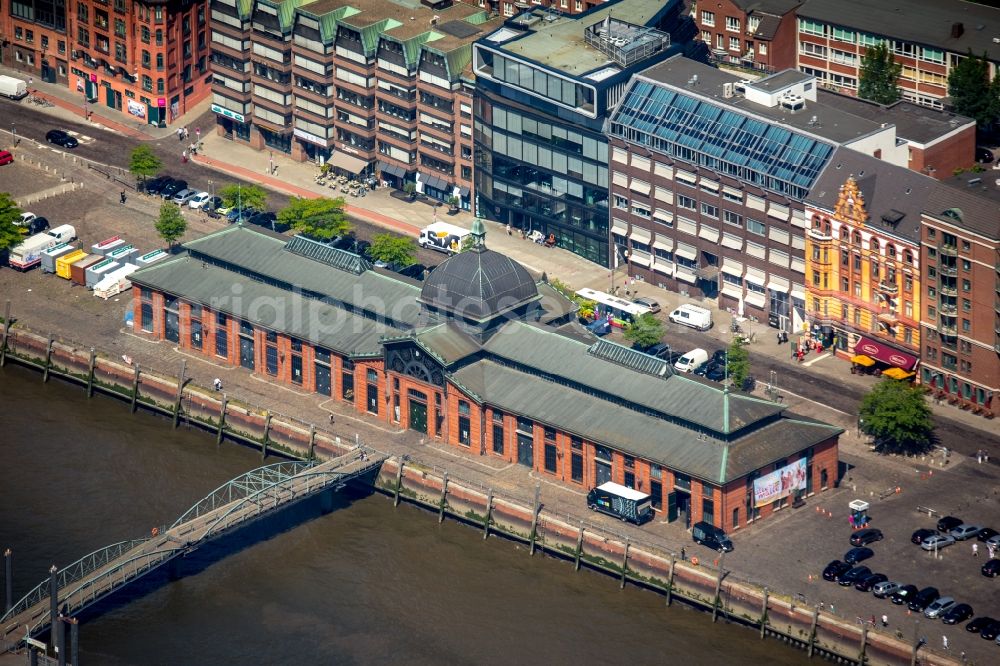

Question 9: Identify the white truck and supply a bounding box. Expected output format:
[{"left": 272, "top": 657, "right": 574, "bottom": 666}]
[
  {"left": 9, "top": 233, "right": 58, "bottom": 271},
  {"left": 0, "top": 75, "right": 29, "bottom": 100},
  {"left": 418, "top": 222, "right": 470, "bottom": 255}
]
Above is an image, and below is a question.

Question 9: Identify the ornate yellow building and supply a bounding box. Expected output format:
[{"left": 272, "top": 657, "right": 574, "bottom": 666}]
[{"left": 804, "top": 166, "right": 924, "bottom": 373}]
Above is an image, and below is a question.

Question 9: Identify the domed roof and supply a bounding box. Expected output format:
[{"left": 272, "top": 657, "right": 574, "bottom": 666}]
[{"left": 419, "top": 220, "right": 539, "bottom": 322}]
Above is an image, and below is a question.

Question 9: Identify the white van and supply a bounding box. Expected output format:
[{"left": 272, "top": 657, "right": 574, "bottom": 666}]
[
  {"left": 668, "top": 304, "right": 713, "bottom": 331},
  {"left": 46, "top": 224, "right": 77, "bottom": 243},
  {"left": 674, "top": 348, "right": 709, "bottom": 374}
]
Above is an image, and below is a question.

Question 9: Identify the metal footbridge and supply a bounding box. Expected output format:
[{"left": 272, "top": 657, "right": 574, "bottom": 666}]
[{"left": 1, "top": 449, "right": 384, "bottom": 649}]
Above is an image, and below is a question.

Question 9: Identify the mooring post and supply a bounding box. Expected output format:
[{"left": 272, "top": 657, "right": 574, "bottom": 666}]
[
  {"left": 29, "top": 648, "right": 38, "bottom": 666},
  {"left": 573, "top": 526, "right": 585, "bottom": 571},
  {"left": 57, "top": 619, "right": 66, "bottom": 666},
  {"left": 261, "top": 412, "right": 272, "bottom": 460},
  {"left": 483, "top": 488, "right": 493, "bottom": 539},
  {"left": 393, "top": 460, "right": 405, "bottom": 507},
  {"left": 711, "top": 551, "right": 726, "bottom": 623},
  {"left": 308, "top": 425, "right": 316, "bottom": 461},
  {"left": 909, "top": 619, "right": 920, "bottom": 666},
  {"left": 129, "top": 363, "right": 141, "bottom": 412},
  {"left": 437, "top": 472, "right": 449, "bottom": 523},
  {"left": 528, "top": 483, "right": 541, "bottom": 556},
  {"left": 808, "top": 604, "right": 820, "bottom": 658},
  {"left": 620, "top": 540, "right": 630, "bottom": 589},
  {"left": 85, "top": 347, "right": 96, "bottom": 397},
  {"left": 215, "top": 396, "right": 228, "bottom": 446},
  {"left": 4, "top": 548, "right": 12, "bottom": 613},
  {"left": 665, "top": 554, "right": 675, "bottom": 606},
  {"left": 69, "top": 618, "right": 79, "bottom": 666},
  {"left": 759, "top": 587, "right": 769, "bottom": 639},
  {"left": 42, "top": 335, "right": 54, "bottom": 382},
  {"left": 858, "top": 624, "right": 868, "bottom": 665},
  {"left": 0, "top": 300, "right": 11, "bottom": 367},
  {"left": 48, "top": 565, "right": 58, "bottom": 658},
  {"left": 171, "top": 360, "right": 186, "bottom": 427}
]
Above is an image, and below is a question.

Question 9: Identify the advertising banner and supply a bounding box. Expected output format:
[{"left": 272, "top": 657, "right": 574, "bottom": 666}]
[
  {"left": 753, "top": 458, "right": 807, "bottom": 507},
  {"left": 127, "top": 99, "right": 146, "bottom": 120}
]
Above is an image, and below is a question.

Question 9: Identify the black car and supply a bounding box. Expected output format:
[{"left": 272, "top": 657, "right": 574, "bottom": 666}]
[
  {"left": 27, "top": 216, "right": 49, "bottom": 235},
  {"left": 844, "top": 547, "right": 874, "bottom": 565},
  {"left": 160, "top": 179, "right": 188, "bottom": 199},
  {"left": 247, "top": 211, "right": 290, "bottom": 233},
  {"left": 709, "top": 349, "right": 727, "bottom": 366},
  {"left": 911, "top": 528, "right": 938, "bottom": 545},
  {"left": 907, "top": 587, "right": 940, "bottom": 612},
  {"left": 982, "top": 559, "right": 1000, "bottom": 578},
  {"left": 937, "top": 516, "right": 963, "bottom": 532},
  {"left": 838, "top": 565, "right": 872, "bottom": 586},
  {"left": 942, "top": 604, "right": 974, "bottom": 625},
  {"left": 891, "top": 584, "right": 918, "bottom": 605},
  {"left": 975, "top": 146, "right": 995, "bottom": 164},
  {"left": 977, "top": 527, "right": 998, "bottom": 542},
  {"left": 702, "top": 362, "right": 727, "bottom": 382},
  {"left": 850, "top": 528, "right": 883, "bottom": 546},
  {"left": 855, "top": 572, "right": 888, "bottom": 592},
  {"left": 980, "top": 619, "right": 1000, "bottom": 640},
  {"left": 143, "top": 176, "right": 173, "bottom": 196},
  {"left": 822, "top": 560, "right": 851, "bottom": 582},
  {"left": 201, "top": 196, "right": 223, "bottom": 212},
  {"left": 45, "top": 129, "right": 78, "bottom": 149},
  {"left": 967, "top": 616, "right": 996, "bottom": 633},
  {"left": 639, "top": 342, "right": 673, "bottom": 360}
]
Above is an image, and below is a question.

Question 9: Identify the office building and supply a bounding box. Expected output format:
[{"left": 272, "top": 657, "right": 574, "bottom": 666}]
[{"left": 692, "top": 0, "right": 802, "bottom": 73}]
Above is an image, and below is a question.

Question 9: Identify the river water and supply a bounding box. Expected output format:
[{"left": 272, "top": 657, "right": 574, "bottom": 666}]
[{"left": 0, "top": 364, "right": 806, "bottom": 665}]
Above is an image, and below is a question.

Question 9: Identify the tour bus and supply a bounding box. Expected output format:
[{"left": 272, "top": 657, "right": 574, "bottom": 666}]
[{"left": 575, "top": 288, "right": 652, "bottom": 327}]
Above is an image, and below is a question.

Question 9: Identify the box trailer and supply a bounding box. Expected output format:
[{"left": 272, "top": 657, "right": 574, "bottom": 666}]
[
  {"left": 586, "top": 482, "right": 653, "bottom": 525},
  {"left": 9, "top": 233, "right": 58, "bottom": 271},
  {"left": 70, "top": 254, "right": 103, "bottom": 286},
  {"left": 56, "top": 250, "right": 88, "bottom": 279},
  {"left": 107, "top": 244, "right": 139, "bottom": 264},
  {"left": 40, "top": 243, "right": 77, "bottom": 273},
  {"left": 0, "top": 75, "right": 28, "bottom": 100},
  {"left": 135, "top": 249, "right": 168, "bottom": 267},
  {"left": 85, "top": 258, "right": 120, "bottom": 289},
  {"left": 91, "top": 235, "right": 126, "bottom": 256},
  {"left": 93, "top": 263, "right": 138, "bottom": 300}
]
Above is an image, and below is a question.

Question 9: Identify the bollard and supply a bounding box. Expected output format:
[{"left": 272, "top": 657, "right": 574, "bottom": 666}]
[
  {"left": 130, "top": 363, "right": 141, "bottom": 412},
  {"left": 574, "top": 527, "right": 585, "bottom": 571},
  {"left": 808, "top": 604, "right": 820, "bottom": 657},
  {"left": 712, "top": 555, "right": 726, "bottom": 622},
  {"left": 57, "top": 617, "right": 65, "bottom": 666},
  {"left": 261, "top": 412, "right": 272, "bottom": 460},
  {"left": 69, "top": 618, "right": 79, "bottom": 666},
  {"left": 308, "top": 424, "right": 316, "bottom": 461},
  {"left": 29, "top": 648, "right": 38, "bottom": 666},
  {"left": 42, "top": 335, "right": 54, "bottom": 383},
  {"left": 760, "top": 587, "right": 769, "bottom": 639},
  {"left": 393, "top": 460, "right": 405, "bottom": 507},
  {"left": 4, "top": 548, "right": 12, "bottom": 613},
  {"left": 215, "top": 396, "right": 228, "bottom": 446},
  {"left": 665, "top": 554, "right": 675, "bottom": 606},
  {"left": 483, "top": 489, "right": 493, "bottom": 539},
  {"left": 620, "top": 540, "right": 630, "bottom": 589},
  {"left": 86, "top": 348, "right": 96, "bottom": 397},
  {"left": 528, "top": 483, "right": 541, "bottom": 556},
  {"left": 172, "top": 360, "right": 186, "bottom": 427},
  {"left": 438, "top": 472, "right": 449, "bottom": 523}
]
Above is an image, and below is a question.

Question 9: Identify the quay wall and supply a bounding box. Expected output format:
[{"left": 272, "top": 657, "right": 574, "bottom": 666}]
[{"left": 0, "top": 322, "right": 955, "bottom": 666}]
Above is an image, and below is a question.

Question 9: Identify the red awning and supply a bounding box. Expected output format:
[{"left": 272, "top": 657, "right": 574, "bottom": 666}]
[{"left": 854, "top": 336, "right": 919, "bottom": 371}]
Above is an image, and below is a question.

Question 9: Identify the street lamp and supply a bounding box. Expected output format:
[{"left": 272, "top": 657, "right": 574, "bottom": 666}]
[{"left": 11, "top": 122, "right": 16, "bottom": 147}]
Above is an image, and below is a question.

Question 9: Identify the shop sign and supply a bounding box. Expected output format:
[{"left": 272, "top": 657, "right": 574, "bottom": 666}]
[
  {"left": 127, "top": 99, "right": 147, "bottom": 120},
  {"left": 293, "top": 128, "right": 326, "bottom": 146},
  {"left": 753, "top": 458, "right": 807, "bottom": 507},
  {"left": 211, "top": 104, "right": 245, "bottom": 123}
]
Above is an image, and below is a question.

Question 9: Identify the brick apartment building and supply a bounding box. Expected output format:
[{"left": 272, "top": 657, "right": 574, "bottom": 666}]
[
  {"left": 209, "top": 0, "right": 500, "bottom": 209},
  {"left": 128, "top": 221, "right": 842, "bottom": 530},
  {"left": 2, "top": 0, "right": 212, "bottom": 126},
  {"left": 692, "top": 0, "right": 801, "bottom": 73}
]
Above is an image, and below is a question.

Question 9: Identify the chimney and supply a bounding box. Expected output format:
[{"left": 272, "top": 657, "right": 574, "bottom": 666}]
[{"left": 951, "top": 22, "right": 964, "bottom": 38}]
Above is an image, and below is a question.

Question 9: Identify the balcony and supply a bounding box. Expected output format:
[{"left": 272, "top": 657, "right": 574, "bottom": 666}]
[
  {"left": 879, "top": 280, "right": 899, "bottom": 295},
  {"left": 939, "top": 317, "right": 957, "bottom": 335},
  {"left": 939, "top": 283, "right": 957, "bottom": 297},
  {"left": 939, "top": 244, "right": 958, "bottom": 256},
  {"left": 939, "top": 303, "right": 957, "bottom": 315},
  {"left": 878, "top": 312, "right": 900, "bottom": 325},
  {"left": 808, "top": 228, "right": 832, "bottom": 242},
  {"left": 939, "top": 264, "right": 957, "bottom": 277}
]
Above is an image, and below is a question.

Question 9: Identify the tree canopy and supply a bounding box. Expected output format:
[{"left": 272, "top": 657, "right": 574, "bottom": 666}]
[
  {"left": 155, "top": 202, "right": 187, "bottom": 247},
  {"left": 727, "top": 338, "right": 751, "bottom": 390},
  {"left": 277, "top": 196, "right": 349, "bottom": 241},
  {"left": 0, "top": 193, "right": 23, "bottom": 252},
  {"left": 129, "top": 145, "right": 162, "bottom": 183},
  {"left": 624, "top": 312, "right": 664, "bottom": 350},
  {"left": 859, "top": 379, "right": 935, "bottom": 455},
  {"left": 368, "top": 233, "right": 416, "bottom": 267},
  {"left": 218, "top": 184, "right": 267, "bottom": 212},
  {"left": 948, "top": 50, "right": 1000, "bottom": 131},
  {"left": 858, "top": 43, "right": 902, "bottom": 105}
]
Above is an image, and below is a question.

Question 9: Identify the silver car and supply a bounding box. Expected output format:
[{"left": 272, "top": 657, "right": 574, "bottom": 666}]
[
  {"left": 921, "top": 534, "right": 956, "bottom": 550},
  {"left": 172, "top": 188, "right": 198, "bottom": 205},
  {"left": 950, "top": 524, "right": 983, "bottom": 540},
  {"left": 872, "top": 580, "right": 901, "bottom": 599},
  {"left": 924, "top": 596, "right": 956, "bottom": 619}
]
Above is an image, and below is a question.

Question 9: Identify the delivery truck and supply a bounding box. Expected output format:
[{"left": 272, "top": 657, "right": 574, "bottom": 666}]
[
  {"left": 586, "top": 482, "right": 654, "bottom": 525},
  {"left": 418, "top": 222, "right": 470, "bottom": 255},
  {"left": 9, "top": 233, "right": 58, "bottom": 271},
  {"left": 0, "top": 75, "right": 28, "bottom": 100}
]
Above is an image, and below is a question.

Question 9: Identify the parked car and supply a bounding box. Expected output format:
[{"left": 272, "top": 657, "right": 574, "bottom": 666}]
[
  {"left": 632, "top": 296, "right": 660, "bottom": 314},
  {"left": 0, "top": 150, "right": 13, "bottom": 166},
  {"left": 709, "top": 349, "right": 727, "bottom": 366},
  {"left": 822, "top": 560, "right": 851, "bottom": 582},
  {"left": 872, "top": 580, "right": 902, "bottom": 598},
  {"left": 911, "top": 528, "right": 937, "bottom": 545},
  {"left": 977, "top": 528, "right": 998, "bottom": 542},
  {"left": 202, "top": 196, "right": 223, "bottom": 212},
  {"left": 966, "top": 616, "right": 995, "bottom": 633},
  {"left": 674, "top": 348, "right": 709, "bottom": 374},
  {"left": 844, "top": 547, "right": 874, "bottom": 565},
  {"left": 921, "top": 534, "right": 956, "bottom": 551},
  {"left": 26, "top": 216, "right": 49, "bottom": 235},
  {"left": 171, "top": 188, "right": 198, "bottom": 205},
  {"left": 691, "top": 521, "right": 733, "bottom": 552},
  {"left": 937, "top": 516, "right": 963, "bottom": 532},
  {"left": 247, "top": 211, "right": 290, "bottom": 233},
  {"left": 924, "top": 596, "right": 956, "bottom": 619},
  {"left": 907, "top": 587, "right": 940, "bottom": 612},
  {"left": 850, "top": 528, "right": 883, "bottom": 546},
  {"left": 642, "top": 342, "right": 673, "bottom": 360},
  {"left": 981, "top": 559, "right": 1000, "bottom": 578},
  {"left": 891, "top": 584, "right": 918, "bottom": 605},
  {"left": 668, "top": 304, "right": 712, "bottom": 330},
  {"left": 142, "top": 176, "right": 173, "bottom": 196},
  {"left": 702, "top": 362, "right": 726, "bottom": 382},
  {"left": 942, "top": 604, "right": 974, "bottom": 625},
  {"left": 838, "top": 565, "right": 872, "bottom": 587},
  {"left": 188, "top": 191, "right": 213, "bottom": 209},
  {"left": 975, "top": 146, "right": 995, "bottom": 163},
  {"left": 980, "top": 619, "right": 1000, "bottom": 640},
  {"left": 160, "top": 179, "right": 188, "bottom": 199},
  {"left": 226, "top": 207, "right": 256, "bottom": 224},
  {"left": 950, "top": 524, "right": 983, "bottom": 540},
  {"left": 855, "top": 572, "right": 888, "bottom": 592},
  {"left": 987, "top": 534, "right": 1000, "bottom": 549},
  {"left": 45, "top": 129, "right": 78, "bottom": 149}
]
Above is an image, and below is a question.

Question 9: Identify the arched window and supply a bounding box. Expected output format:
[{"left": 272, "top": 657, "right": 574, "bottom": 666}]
[
  {"left": 852, "top": 231, "right": 862, "bottom": 245},
  {"left": 870, "top": 238, "right": 879, "bottom": 254},
  {"left": 840, "top": 226, "right": 850, "bottom": 241},
  {"left": 886, "top": 243, "right": 896, "bottom": 260},
  {"left": 903, "top": 249, "right": 914, "bottom": 265}
]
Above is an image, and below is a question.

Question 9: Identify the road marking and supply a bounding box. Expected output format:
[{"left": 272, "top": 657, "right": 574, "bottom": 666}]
[
  {"left": 802, "top": 352, "right": 832, "bottom": 367},
  {"left": 65, "top": 130, "right": 96, "bottom": 144}
]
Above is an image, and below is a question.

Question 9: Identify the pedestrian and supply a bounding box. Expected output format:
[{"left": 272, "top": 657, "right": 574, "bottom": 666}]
[
  {"left": 942, "top": 635, "right": 948, "bottom": 650},
  {"left": 329, "top": 413, "right": 335, "bottom": 424},
  {"left": 506, "top": 223, "right": 512, "bottom": 236},
  {"left": 178, "top": 127, "right": 184, "bottom": 141},
  {"left": 870, "top": 615, "right": 876, "bottom": 628},
  {"left": 972, "top": 542, "right": 978, "bottom": 557},
  {"left": 819, "top": 601, "right": 825, "bottom": 611},
  {"left": 272, "top": 164, "right": 278, "bottom": 176},
  {"left": 849, "top": 514, "right": 855, "bottom": 529},
  {"left": 777, "top": 331, "right": 782, "bottom": 345},
  {"left": 28, "top": 76, "right": 33, "bottom": 87},
  {"left": 183, "top": 126, "right": 189, "bottom": 139},
  {"left": 988, "top": 545, "right": 995, "bottom": 559},
  {"left": 680, "top": 547, "right": 686, "bottom": 561},
  {"left": 829, "top": 603, "right": 834, "bottom": 614},
  {"left": 120, "top": 190, "right": 127, "bottom": 204},
  {"left": 213, "top": 378, "right": 223, "bottom": 391},
  {"left": 182, "top": 150, "right": 188, "bottom": 163},
  {"left": 881, "top": 614, "right": 888, "bottom": 627}
]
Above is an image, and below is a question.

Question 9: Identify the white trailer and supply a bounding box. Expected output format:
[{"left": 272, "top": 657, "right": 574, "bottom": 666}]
[
  {"left": 9, "top": 233, "right": 57, "bottom": 271},
  {"left": 93, "top": 263, "right": 139, "bottom": 300}
]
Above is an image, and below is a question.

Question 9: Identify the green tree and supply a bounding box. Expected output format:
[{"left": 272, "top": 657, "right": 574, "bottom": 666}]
[
  {"left": 858, "top": 42, "right": 902, "bottom": 105},
  {"left": 458, "top": 234, "right": 476, "bottom": 253},
  {"left": 859, "top": 379, "right": 935, "bottom": 455},
  {"left": 948, "top": 50, "right": 1000, "bottom": 131},
  {"left": 727, "top": 338, "right": 750, "bottom": 390},
  {"left": 368, "top": 233, "right": 416, "bottom": 267},
  {"left": 623, "top": 312, "right": 664, "bottom": 350},
  {"left": 129, "top": 145, "right": 162, "bottom": 186},
  {"left": 277, "top": 196, "right": 349, "bottom": 241},
  {"left": 218, "top": 184, "right": 268, "bottom": 212},
  {"left": 0, "top": 193, "right": 23, "bottom": 252},
  {"left": 155, "top": 202, "right": 187, "bottom": 248}
]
